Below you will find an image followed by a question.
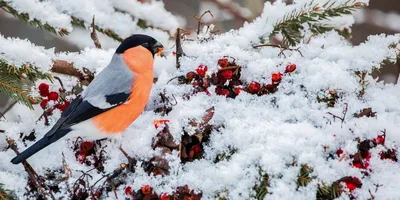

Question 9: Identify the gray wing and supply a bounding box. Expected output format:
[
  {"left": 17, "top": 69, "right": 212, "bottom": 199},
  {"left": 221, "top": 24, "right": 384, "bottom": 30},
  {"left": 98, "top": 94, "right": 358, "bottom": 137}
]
[
  {"left": 82, "top": 54, "right": 134, "bottom": 108},
  {"left": 45, "top": 54, "right": 134, "bottom": 136}
]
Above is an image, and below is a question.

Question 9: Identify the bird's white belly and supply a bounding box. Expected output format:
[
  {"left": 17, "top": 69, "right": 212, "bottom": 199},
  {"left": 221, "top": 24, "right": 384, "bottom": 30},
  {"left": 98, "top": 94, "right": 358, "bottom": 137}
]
[{"left": 68, "top": 119, "right": 122, "bottom": 140}]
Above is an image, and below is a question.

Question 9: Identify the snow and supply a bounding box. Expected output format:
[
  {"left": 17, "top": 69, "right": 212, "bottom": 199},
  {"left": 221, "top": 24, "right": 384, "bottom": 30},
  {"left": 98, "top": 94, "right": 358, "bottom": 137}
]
[
  {"left": 2, "top": 0, "right": 400, "bottom": 200},
  {"left": 4, "top": 0, "right": 180, "bottom": 45}
]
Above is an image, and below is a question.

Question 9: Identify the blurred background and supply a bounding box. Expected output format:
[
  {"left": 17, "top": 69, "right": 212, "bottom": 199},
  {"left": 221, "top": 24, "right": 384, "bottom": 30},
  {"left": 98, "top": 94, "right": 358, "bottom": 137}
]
[{"left": 0, "top": 0, "right": 399, "bottom": 113}]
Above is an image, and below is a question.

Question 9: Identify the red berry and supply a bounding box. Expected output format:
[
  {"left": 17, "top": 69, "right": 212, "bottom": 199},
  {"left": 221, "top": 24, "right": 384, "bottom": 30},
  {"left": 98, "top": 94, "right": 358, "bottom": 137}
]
[
  {"left": 215, "top": 87, "right": 230, "bottom": 96},
  {"left": 352, "top": 162, "right": 362, "bottom": 169},
  {"left": 48, "top": 92, "right": 59, "bottom": 101},
  {"left": 154, "top": 119, "right": 170, "bottom": 129},
  {"left": 234, "top": 87, "right": 242, "bottom": 95},
  {"left": 77, "top": 153, "right": 86, "bottom": 163},
  {"left": 38, "top": 83, "right": 49, "bottom": 92},
  {"left": 265, "top": 84, "right": 274, "bottom": 90},
  {"left": 220, "top": 70, "right": 233, "bottom": 79},
  {"left": 40, "top": 99, "right": 49, "bottom": 109},
  {"left": 58, "top": 101, "right": 70, "bottom": 111},
  {"left": 218, "top": 58, "right": 229, "bottom": 67},
  {"left": 196, "top": 65, "right": 208, "bottom": 77},
  {"left": 125, "top": 186, "right": 133, "bottom": 196},
  {"left": 192, "top": 145, "right": 201, "bottom": 154},
  {"left": 80, "top": 141, "right": 94, "bottom": 154},
  {"left": 141, "top": 185, "right": 152, "bottom": 195},
  {"left": 285, "top": 63, "right": 296, "bottom": 73},
  {"left": 346, "top": 183, "right": 356, "bottom": 191},
  {"left": 364, "top": 161, "right": 370, "bottom": 169},
  {"left": 160, "top": 193, "right": 170, "bottom": 200},
  {"left": 336, "top": 148, "right": 343, "bottom": 157},
  {"left": 375, "top": 135, "right": 385, "bottom": 145},
  {"left": 186, "top": 71, "right": 197, "bottom": 82},
  {"left": 362, "top": 151, "right": 371, "bottom": 160},
  {"left": 248, "top": 82, "right": 261, "bottom": 94},
  {"left": 39, "top": 90, "right": 50, "bottom": 97},
  {"left": 340, "top": 177, "right": 361, "bottom": 192},
  {"left": 271, "top": 72, "right": 283, "bottom": 82},
  {"left": 172, "top": 51, "right": 176, "bottom": 55}
]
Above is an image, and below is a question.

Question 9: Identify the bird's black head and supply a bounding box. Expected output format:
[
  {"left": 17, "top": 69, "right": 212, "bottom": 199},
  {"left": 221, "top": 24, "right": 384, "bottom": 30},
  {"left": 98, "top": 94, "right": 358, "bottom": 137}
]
[{"left": 115, "top": 34, "right": 163, "bottom": 56}]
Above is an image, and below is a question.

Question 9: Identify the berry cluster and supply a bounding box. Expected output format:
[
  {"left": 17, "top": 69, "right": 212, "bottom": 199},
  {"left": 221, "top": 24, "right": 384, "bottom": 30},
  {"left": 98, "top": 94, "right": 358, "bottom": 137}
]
[
  {"left": 72, "top": 138, "right": 106, "bottom": 172},
  {"left": 336, "top": 131, "right": 397, "bottom": 172},
  {"left": 124, "top": 185, "right": 201, "bottom": 200},
  {"left": 180, "top": 58, "right": 296, "bottom": 98},
  {"left": 37, "top": 83, "right": 70, "bottom": 111}
]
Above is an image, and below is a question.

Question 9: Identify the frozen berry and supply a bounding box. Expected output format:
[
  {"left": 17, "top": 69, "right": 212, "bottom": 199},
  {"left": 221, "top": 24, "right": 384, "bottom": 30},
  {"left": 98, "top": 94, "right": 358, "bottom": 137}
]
[
  {"left": 336, "top": 148, "right": 343, "bottom": 157},
  {"left": 248, "top": 81, "right": 261, "bottom": 94},
  {"left": 375, "top": 135, "right": 385, "bottom": 145},
  {"left": 141, "top": 185, "right": 152, "bottom": 195},
  {"left": 40, "top": 99, "right": 49, "bottom": 109},
  {"left": 215, "top": 87, "right": 230, "bottom": 96},
  {"left": 220, "top": 70, "right": 233, "bottom": 79},
  {"left": 285, "top": 63, "right": 296, "bottom": 73},
  {"left": 196, "top": 65, "right": 208, "bottom": 77},
  {"left": 48, "top": 92, "right": 59, "bottom": 101},
  {"left": 234, "top": 87, "right": 242, "bottom": 95},
  {"left": 160, "top": 193, "right": 170, "bottom": 200},
  {"left": 272, "top": 72, "right": 283, "bottom": 82},
  {"left": 186, "top": 71, "right": 197, "bottom": 82},
  {"left": 125, "top": 186, "right": 133, "bottom": 196},
  {"left": 38, "top": 83, "right": 49, "bottom": 92},
  {"left": 218, "top": 58, "right": 229, "bottom": 67}
]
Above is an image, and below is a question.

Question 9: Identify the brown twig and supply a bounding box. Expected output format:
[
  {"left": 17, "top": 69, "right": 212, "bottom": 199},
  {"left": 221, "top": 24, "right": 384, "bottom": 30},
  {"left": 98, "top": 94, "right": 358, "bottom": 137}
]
[
  {"left": 326, "top": 103, "right": 348, "bottom": 125},
  {"left": 253, "top": 43, "right": 304, "bottom": 58},
  {"left": 194, "top": 10, "right": 214, "bottom": 35},
  {"left": 51, "top": 60, "right": 84, "bottom": 78},
  {"left": 6, "top": 138, "right": 55, "bottom": 200},
  {"left": 90, "top": 16, "right": 102, "bottom": 49},
  {"left": 119, "top": 146, "right": 136, "bottom": 170},
  {"left": 175, "top": 28, "right": 184, "bottom": 69},
  {"left": 218, "top": 66, "right": 240, "bottom": 71}
]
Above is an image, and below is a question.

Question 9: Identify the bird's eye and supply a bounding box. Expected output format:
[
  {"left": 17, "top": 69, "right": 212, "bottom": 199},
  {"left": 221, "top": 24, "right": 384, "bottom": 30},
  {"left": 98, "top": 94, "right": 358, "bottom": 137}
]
[{"left": 142, "top": 42, "right": 149, "bottom": 48}]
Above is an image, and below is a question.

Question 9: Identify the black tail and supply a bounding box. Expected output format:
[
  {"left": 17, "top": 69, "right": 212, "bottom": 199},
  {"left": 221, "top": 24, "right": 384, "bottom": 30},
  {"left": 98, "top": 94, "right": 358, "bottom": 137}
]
[{"left": 11, "top": 129, "right": 71, "bottom": 164}]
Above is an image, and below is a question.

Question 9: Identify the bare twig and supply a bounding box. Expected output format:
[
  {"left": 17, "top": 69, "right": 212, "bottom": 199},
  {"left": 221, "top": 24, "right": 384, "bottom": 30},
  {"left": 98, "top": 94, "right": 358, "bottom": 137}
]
[
  {"left": 253, "top": 43, "right": 304, "bottom": 58},
  {"left": 90, "top": 16, "right": 102, "bottom": 49},
  {"left": 194, "top": 10, "right": 214, "bottom": 35},
  {"left": 6, "top": 138, "right": 55, "bottom": 200},
  {"left": 175, "top": 28, "right": 184, "bottom": 69},
  {"left": 53, "top": 76, "right": 65, "bottom": 91},
  {"left": 218, "top": 66, "right": 240, "bottom": 71},
  {"left": 119, "top": 146, "right": 137, "bottom": 171},
  {"left": 326, "top": 103, "right": 348, "bottom": 125}
]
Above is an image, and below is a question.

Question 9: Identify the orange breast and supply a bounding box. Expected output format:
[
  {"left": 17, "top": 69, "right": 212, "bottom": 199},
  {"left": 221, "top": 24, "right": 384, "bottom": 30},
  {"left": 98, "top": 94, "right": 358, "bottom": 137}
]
[{"left": 92, "top": 46, "right": 154, "bottom": 134}]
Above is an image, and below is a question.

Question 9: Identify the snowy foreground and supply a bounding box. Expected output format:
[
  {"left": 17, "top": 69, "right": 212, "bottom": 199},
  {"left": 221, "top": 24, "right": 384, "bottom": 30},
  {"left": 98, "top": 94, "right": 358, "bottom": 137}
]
[{"left": 1, "top": 0, "right": 400, "bottom": 199}]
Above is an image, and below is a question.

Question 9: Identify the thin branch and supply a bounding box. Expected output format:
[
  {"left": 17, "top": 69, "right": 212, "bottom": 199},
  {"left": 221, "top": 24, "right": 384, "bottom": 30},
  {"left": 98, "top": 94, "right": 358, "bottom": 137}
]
[
  {"left": 326, "top": 103, "right": 348, "bottom": 125},
  {"left": 6, "top": 137, "right": 55, "bottom": 200},
  {"left": 194, "top": 10, "right": 214, "bottom": 35},
  {"left": 90, "top": 16, "right": 102, "bottom": 49},
  {"left": 175, "top": 28, "right": 184, "bottom": 69},
  {"left": 253, "top": 43, "right": 304, "bottom": 58}
]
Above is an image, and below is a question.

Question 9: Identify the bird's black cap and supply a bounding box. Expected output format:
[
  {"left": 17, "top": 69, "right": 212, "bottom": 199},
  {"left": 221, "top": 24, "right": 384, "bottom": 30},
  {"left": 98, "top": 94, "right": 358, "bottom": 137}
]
[{"left": 115, "top": 34, "right": 163, "bottom": 56}]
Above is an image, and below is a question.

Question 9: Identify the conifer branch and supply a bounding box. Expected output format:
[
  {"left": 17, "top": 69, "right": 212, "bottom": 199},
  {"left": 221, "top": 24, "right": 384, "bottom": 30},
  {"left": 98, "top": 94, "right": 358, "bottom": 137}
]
[
  {"left": 269, "top": 0, "right": 366, "bottom": 46},
  {"left": 0, "top": 0, "right": 69, "bottom": 36},
  {"left": 0, "top": 183, "right": 14, "bottom": 200},
  {"left": 0, "top": 59, "right": 51, "bottom": 109}
]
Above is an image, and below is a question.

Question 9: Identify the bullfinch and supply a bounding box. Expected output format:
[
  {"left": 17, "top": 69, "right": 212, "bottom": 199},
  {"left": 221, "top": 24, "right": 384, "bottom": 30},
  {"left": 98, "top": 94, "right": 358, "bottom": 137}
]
[{"left": 11, "top": 34, "right": 164, "bottom": 164}]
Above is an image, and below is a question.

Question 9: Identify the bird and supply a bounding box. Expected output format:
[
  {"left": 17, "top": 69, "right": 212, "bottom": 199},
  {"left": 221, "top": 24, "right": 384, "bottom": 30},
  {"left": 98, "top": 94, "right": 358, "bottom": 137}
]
[{"left": 11, "top": 34, "right": 164, "bottom": 164}]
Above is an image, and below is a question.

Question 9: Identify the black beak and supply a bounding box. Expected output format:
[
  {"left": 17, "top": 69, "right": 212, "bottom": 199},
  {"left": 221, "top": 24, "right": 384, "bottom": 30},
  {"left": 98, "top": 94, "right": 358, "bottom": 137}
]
[{"left": 152, "top": 42, "right": 164, "bottom": 56}]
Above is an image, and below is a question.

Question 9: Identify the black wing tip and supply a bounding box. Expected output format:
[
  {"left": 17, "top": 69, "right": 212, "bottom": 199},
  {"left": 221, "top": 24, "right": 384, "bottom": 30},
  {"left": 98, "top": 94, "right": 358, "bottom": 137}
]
[{"left": 10, "top": 156, "right": 24, "bottom": 164}]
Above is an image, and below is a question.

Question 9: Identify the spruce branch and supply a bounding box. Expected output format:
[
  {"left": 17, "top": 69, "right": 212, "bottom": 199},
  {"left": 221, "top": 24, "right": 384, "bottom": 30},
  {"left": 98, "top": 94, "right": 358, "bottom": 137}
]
[
  {"left": 0, "top": 0, "right": 69, "bottom": 36},
  {"left": 0, "top": 59, "right": 51, "bottom": 109},
  {"left": 297, "top": 164, "right": 313, "bottom": 188},
  {"left": 270, "top": 0, "right": 366, "bottom": 46},
  {"left": 0, "top": 183, "right": 14, "bottom": 200}
]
